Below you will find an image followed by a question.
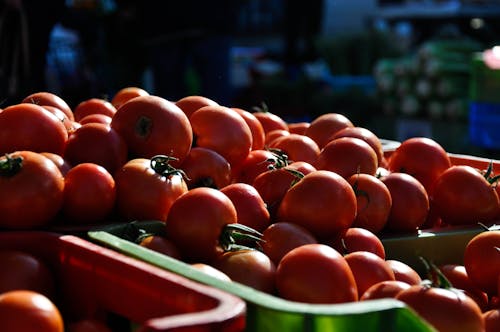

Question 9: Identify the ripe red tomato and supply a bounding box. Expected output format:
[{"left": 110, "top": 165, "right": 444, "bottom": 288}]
[
  {"left": 138, "top": 234, "right": 182, "bottom": 260},
  {"left": 190, "top": 263, "right": 231, "bottom": 282},
  {"left": 433, "top": 165, "right": 500, "bottom": 226},
  {"left": 110, "top": 95, "right": 192, "bottom": 165},
  {"left": 0, "top": 151, "right": 64, "bottom": 229},
  {"left": 0, "top": 290, "right": 64, "bottom": 332},
  {"left": 179, "top": 147, "right": 232, "bottom": 189},
  {"left": 287, "top": 121, "right": 310, "bottom": 135},
  {"left": 165, "top": 187, "right": 237, "bottom": 262},
  {"left": 252, "top": 108, "right": 289, "bottom": 134},
  {"left": 213, "top": 249, "right": 276, "bottom": 294},
  {"left": 276, "top": 243, "right": 358, "bottom": 303},
  {"left": 329, "top": 126, "right": 384, "bottom": 167},
  {"left": 314, "top": 137, "right": 378, "bottom": 179},
  {"left": 483, "top": 308, "right": 500, "bottom": 332},
  {"left": 73, "top": 98, "right": 117, "bottom": 122},
  {"left": 78, "top": 113, "right": 113, "bottom": 126},
  {"left": 175, "top": 95, "right": 219, "bottom": 119},
  {"left": 360, "top": 280, "right": 411, "bottom": 301},
  {"left": 232, "top": 149, "right": 276, "bottom": 184},
  {"left": 40, "top": 152, "right": 72, "bottom": 176},
  {"left": 329, "top": 227, "right": 386, "bottom": 259},
  {"left": 114, "top": 156, "right": 188, "bottom": 222},
  {"left": 268, "top": 133, "right": 320, "bottom": 165},
  {"left": 62, "top": 163, "right": 116, "bottom": 225},
  {"left": 387, "top": 137, "right": 451, "bottom": 196},
  {"left": 41, "top": 105, "right": 75, "bottom": 133},
  {"left": 22, "top": 91, "right": 74, "bottom": 121},
  {"left": 396, "top": 285, "right": 484, "bottom": 332},
  {"left": 260, "top": 222, "right": 317, "bottom": 266},
  {"left": 111, "top": 86, "right": 149, "bottom": 110},
  {"left": 231, "top": 107, "right": 266, "bottom": 151},
  {"left": 304, "top": 112, "right": 354, "bottom": 149},
  {"left": 265, "top": 129, "right": 290, "bottom": 146},
  {"left": 276, "top": 170, "right": 357, "bottom": 240},
  {"left": 381, "top": 172, "right": 430, "bottom": 233},
  {"left": 386, "top": 259, "right": 422, "bottom": 286},
  {"left": 0, "top": 103, "right": 68, "bottom": 155},
  {"left": 64, "top": 122, "right": 128, "bottom": 174}
]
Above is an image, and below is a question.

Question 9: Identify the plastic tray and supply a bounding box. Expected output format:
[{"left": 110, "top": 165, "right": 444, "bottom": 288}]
[{"left": 0, "top": 231, "right": 245, "bottom": 331}]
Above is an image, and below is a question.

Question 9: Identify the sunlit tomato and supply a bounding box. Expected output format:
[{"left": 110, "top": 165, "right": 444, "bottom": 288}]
[
  {"left": 0, "top": 103, "right": 68, "bottom": 155},
  {"left": 64, "top": 122, "right": 128, "bottom": 174},
  {"left": 213, "top": 249, "right": 276, "bottom": 294},
  {"left": 175, "top": 95, "right": 219, "bottom": 119},
  {"left": 304, "top": 112, "right": 354, "bottom": 149},
  {"left": 314, "top": 137, "right": 378, "bottom": 179},
  {"left": 276, "top": 243, "right": 358, "bottom": 303},
  {"left": 232, "top": 149, "right": 276, "bottom": 185},
  {"left": 276, "top": 170, "right": 357, "bottom": 240},
  {"left": 22, "top": 91, "right": 74, "bottom": 121},
  {"left": 40, "top": 152, "right": 72, "bottom": 176},
  {"left": 265, "top": 129, "right": 290, "bottom": 146},
  {"left": 179, "top": 147, "right": 232, "bottom": 189},
  {"left": 329, "top": 126, "right": 384, "bottom": 167},
  {"left": 0, "top": 250, "right": 55, "bottom": 298},
  {"left": 260, "top": 222, "right": 317, "bottom": 266},
  {"left": 165, "top": 187, "right": 237, "bottom": 262},
  {"left": 347, "top": 173, "right": 392, "bottom": 234},
  {"left": 190, "top": 263, "right": 231, "bottom": 282},
  {"left": 114, "top": 156, "right": 188, "bottom": 222},
  {"left": 387, "top": 137, "right": 451, "bottom": 196},
  {"left": 67, "top": 318, "right": 112, "bottom": 332},
  {"left": 111, "top": 86, "right": 149, "bottom": 110},
  {"left": 0, "top": 290, "right": 64, "bottom": 332},
  {"left": 73, "top": 98, "right": 117, "bottom": 122},
  {"left": 484, "top": 308, "right": 500, "bottom": 332},
  {"left": 220, "top": 182, "right": 270, "bottom": 232},
  {"left": 329, "top": 227, "right": 386, "bottom": 259},
  {"left": 231, "top": 107, "right": 266, "bottom": 150},
  {"left": 0, "top": 151, "right": 64, "bottom": 229},
  {"left": 396, "top": 285, "right": 484, "bottom": 332},
  {"left": 287, "top": 121, "right": 310, "bottom": 135},
  {"left": 138, "top": 234, "right": 182, "bottom": 260},
  {"left": 360, "top": 280, "right": 411, "bottom": 301},
  {"left": 433, "top": 165, "right": 500, "bottom": 226},
  {"left": 62, "top": 163, "right": 116, "bottom": 225},
  {"left": 110, "top": 95, "right": 192, "bottom": 165},
  {"left": 190, "top": 105, "right": 252, "bottom": 169},
  {"left": 386, "top": 259, "right": 422, "bottom": 286},
  {"left": 464, "top": 230, "right": 500, "bottom": 295},
  {"left": 268, "top": 133, "right": 320, "bottom": 165},
  {"left": 252, "top": 109, "right": 289, "bottom": 134},
  {"left": 381, "top": 172, "right": 430, "bottom": 233},
  {"left": 78, "top": 113, "right": 112, "bottom": 126}
]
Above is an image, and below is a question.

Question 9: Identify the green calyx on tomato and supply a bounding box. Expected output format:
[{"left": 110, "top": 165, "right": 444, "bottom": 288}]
[
  {"left": 481, "top": 160, "right": 500, "bottom": 185},
  {"left": 150, "top": 154, "right": 189, "bottom": 180},
  {"left": 219, "top": 223, "right": 264, "bottom": 252},
  {"left": 265, "top": 148, "right": 305, "bottom": 186},
  {"left": 0, "top": 153, "right": 23, "bottom": 177},
  {"left": 419, "top": 256, "right": 453, "bottom": 290}
]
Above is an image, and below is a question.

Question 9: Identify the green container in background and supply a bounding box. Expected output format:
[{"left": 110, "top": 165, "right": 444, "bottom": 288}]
[{"left": 470, "top": 52, "right": 500, "bottom": 103}]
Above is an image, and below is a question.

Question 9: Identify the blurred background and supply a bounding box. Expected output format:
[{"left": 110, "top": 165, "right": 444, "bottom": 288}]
[{"left": 3, "top": 0, "right": 500, "bottom": 156}]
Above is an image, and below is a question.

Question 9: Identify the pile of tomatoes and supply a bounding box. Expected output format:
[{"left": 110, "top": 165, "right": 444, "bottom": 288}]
[{"left": 1, "top": 87, "right": 500, "bottom": 331}]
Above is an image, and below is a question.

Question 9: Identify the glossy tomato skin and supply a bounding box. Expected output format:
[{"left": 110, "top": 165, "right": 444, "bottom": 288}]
[
  {"left": 433, "top": 165, "right": 500, "bottom": 226},
  {"left": 40, "top": 152, "right": 72, "bottom": 176},
  {"left": 232, "top": 149, "right": 276, "bottom": 185},
  {"left": 483, "top": 308, "right": 500, "bottom": 332},
  {"left": 386, "top": 259, "right": 422, "bottom": 286},
  {"left": 304, "top": 112, "right": 354, "bottom": 149},
  {"left": 0, "top": 103, "right": 68, "bottom": 155},
  {"left": 190, "top": 263, "right": 231, "bottom": 282},
  {"left": 175, "top": 95, "right": 219, "bottom": 119},
  {"left": 276, "top": 243, "right": 358, "bottom": 303},
  {"left": 287, "top": 121, "right": 310, "bottom": 135},
  {"left": 179, "top": 147, "right": 232, "bottom": 189},
  {"left": 0, "top": 151, "right": 64, "bottom": 229},
  {"left": 22, "top": 91, "right": 74, "bottom": 121},
  {"left": 73, "top": 98, "right": 117, "bottom": 122},
  {"left": 165, "top": 187, "right": 238, "bottom": 263},
  {"left": 114, "top": 157, "right": 188, "bottom": 222},
  {"left": 360, "top": 280, "right": 411, "bottom": 301},
  {"left": 396, "top": 285, "right": 484, "bottom": 332},
  {"left": 252, "top": 110, "right": 289, "bottom": 134},
  {"left": 111, "top": 86, "right": 149, "bottom": 110},
  {"left": 268, "top": 133, "right": 320, "bottom": 165},
  {"left": 110, "top": 95, "right": 192, "bottom": 165},
  {"left": 78, "top": 113, "right": 112, "bottom": 126},
  {"left": 231, "top": 107, "right": 266, "bottom": 151},
  {"left": 329, "top": 227, "right": 386, "bottom": 259},
  {"left": 329, "top": 126, "right": 384, "bottom": 167}
]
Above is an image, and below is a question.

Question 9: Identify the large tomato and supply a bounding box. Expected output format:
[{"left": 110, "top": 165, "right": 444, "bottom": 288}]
[
  {"left": 329, "top": 126, "right": 384, "bottom": 167},
  {"left": 73, "top": 98, "right": 117, "bottom": 122},
  {"left": 304, "top": 112, "right": 354, "bottom": 149},
  {"left": 268, "top": 133, "right": 320, "bottom": 165},
  {"left": 276, "top": 243, "right": 358, "bottom": 303},
  {"left": 0, "top": 151, "right": 64, "bottom": 229},
  {"left": 110, "top": 95, "right": 192, "bottom": 165},
  {"left": 276, "top": 170, "right": 357, "bottom": 240},
  {"left": 114, "top": 155, "right": 188, "bottom": 222},
  {"left": 0, "top": 103, "right": 68, "bottom": 155},
  {"left": 22, "top": 91, "right": 74, "bottom": 121},
  {"left": 179, "top": 147, "right": 232, "bottom": 189}
]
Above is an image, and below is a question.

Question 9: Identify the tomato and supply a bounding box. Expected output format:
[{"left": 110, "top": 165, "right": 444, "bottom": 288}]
[
  {"left": 42, "top": 105, "right": 75, "bottom": 133},
  {"left": 276, "top": 243, "right": 358, "bottom": 303},
  {"left": 265, "top": 129, "right": 290, "bottom": 146},
  {"left": 22, "top": 91, "right": 74, "bottom": 121},
  {"left": 0, "top": 290, "right": 64, "bottom": 332},
  {"left": 347, "top": 173, "right": 392, "bottom": 234},
  {"left": 252, "top": 108, "right": 289, "bottom": 134},
  {"left": 314, "top": 137, "right": 378, "bottom": 179},
  {"left": 276, "top": 170, "right": 357, "bottom": 240},
  {"left": 232, "top": 149, "right": 276, "bottom": 184},
  {"left": 396, "top": 285, "right": 484, "bottom": 332},
  {"left": 179, "top": 147, "right": 232, "bottom": 189},
  {"left": 464, "top": 230, "right": 500, "bottom": 295},
  {"left": 73, "top": 98, "right": 117, "bottom": 122},
  {"left": 138, "top": 234, "right": 182, "bottom": 260},
  {"left": 329, "top": 126, "right": 384, "bottom": 167},
  {"left": 231, "top": 107, "right": 266, "bottom": 150},
  {"left": 213, "top": 249, "right": 276, "bottom": 294},
  {"left": 484, "top": 308, "right": 500, "bottom": 332},
  {"left": 386, "top": 259, "right": 422, "bottom": 286},
  {"left": 110, "top": 95, "right": 192, "bottom": 165},
  {"left": 0, "top": 250, "right": 55, "bottom": 298},
  {"left": 114, "top": 156, "right": 188, "bottom": 222},
  {"left": 260, "top": 222, "right": 317, "bottom": 266},
  {"left": 40, "top": 152, "right": 72, "bottom": 176},
  {"left": 62, "top": 163, "right": 116, "bottom": 225},
  {"left": 67, "top": 318, "right": 112, "bottom": 332},
  {"left": 433, "top": 165, "right": 500, "bottom": 226},
  {"left": 175, "top": 95, "right": 219, "bottom": 119},
  {"left": 111, "top": 86, "right": 149, "bottom": 110},
  {"left": 190, "top": 263, "right": 231, "bottom": 282},
  {"left": 304, "top": 112, "right": 354, "bottom": 149},
  {"left": 268, "top": 133, "right": 320, "bottom": 165},
  {"left": 381, "top": 172, "right": 430, "bottom": 233},
  {"left": 190, "top": 105, "right": 252, "bottom": 169},
  {"left": 0, "top": 103, "right": 68, "bottom": 155},
  {"left": 78, "top": 113, "right": 113, "bottom": 126},
  {"left": 165, "top": 187, "right": 237, "bottom": 262},
  {"left": 220, "top": 182, "right": 270, "bottom": 232},
  {"left": 329, "top": 227, "right": 386, "bottom": 259},
  {"left": 0, "top": 151, "right": 64, "bottom": 229},
  {"left": 287, "top": 121, "right": 310, "bottom": 135},
  {"left": 360, "top": 280, "right": 411, "bottom": 301},
  {"left": 387, "top": 137, "right": 451, "bottom": 196}
]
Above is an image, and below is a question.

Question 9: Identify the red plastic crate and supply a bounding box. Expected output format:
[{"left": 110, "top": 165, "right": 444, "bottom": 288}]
[{"left": 0, "top": 231, "right": 246, "bottom": 331}]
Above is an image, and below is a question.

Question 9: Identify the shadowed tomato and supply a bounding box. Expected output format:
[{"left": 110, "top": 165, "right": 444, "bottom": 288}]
[
  {"left": 232, "top": 149, "right": 276, "bottom": 185},
  {"left": 67, "top": 318, "right": 112, "bottom": 332},
  {"left": 190, "top": 263, "right": 231, "bottom": 282},
  {"left": 252, "top": 108, "right": 289, "bottom": 134},
  {"left": 22, "top": 91, "right": 74, "bottom": 121},
  {"left": 268, "top": 133, "right": 320, "bottom": 165},
  {"left": 180, "top": 147, "right": 232, "bottom": 189},
  {"left": 42, "top": 105, "right": 75, "bottom": 133},
  {"left": 386, "top": 259, "right": 422, "bottom": 286},
  {"left": 73, "top": 98, "right": 117, "bottom": 122},
  {"left": 330, "top": 227, "right": 386, "bottom": 259},
  {"left": 78, "top": 113, "right": 112, "bottom": 126},
  {"left": 138, "top": 235, "right": 182, "bottom": 260},
  {"left": 304, "top": 112, "right": 354, "bottom": 149},
  {"left": 265, "top": 129, "right": 290, "bottom": 146},
  {"left": 329, "top": 126, "right": 384, "bottom": 167},
  {"left": 484, "top": 308, "right": 500, "bottom": 332},
  {"left": 111, "top": 86, "right": 149, "bottom": 110},
  {"left": 360, "top": 280, "right": 411, "bottom": 300},
  {"left": 175, "top": 95, "right": 219, "bottom": 119},
  {"left": 287, "top": 121, "right": 310, "bottom": 135},
  {"left": 40, "top": 152, "right": 72, "bottom": 176},
  {"left": 232, "top": 107, "right": 266, "bottom": 150}
]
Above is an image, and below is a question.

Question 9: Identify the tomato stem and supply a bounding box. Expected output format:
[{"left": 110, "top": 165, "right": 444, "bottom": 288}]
[
  {"left": 150, "top": 154, "right": 189, "bottom": 180},
  {"left": 219, "top": 223, "right": 264, "bottom": 252},
  {"left": 419, "top": 256, "right": 453, "bottom": 289},
  {"left": 0, "top": 154, "right": 23, "bottom": 177}
]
